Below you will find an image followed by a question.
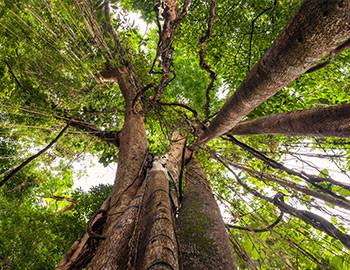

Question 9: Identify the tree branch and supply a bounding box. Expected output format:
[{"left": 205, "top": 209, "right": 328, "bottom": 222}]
[
  {"left": 69, "top": 118, "right": 120, "bottom": 147},
  {"left": 197, "top": 1, "right": 350, "bottom": 144},
  {"left": 4, "top": 61, "right": 23, "bottom": 88},
  {"left": 228, "top": 160, "right": 350, "bottom": 211},
  {"left": 159, "top": 101, "right": 198, "bottom": 118},
  {"left": 272, "top": 193, "right": 350, "bottom": 250},
  {"left": 306, "top": 37, "right": 350, "bottom": 73},
  {"left": 247, "top": 2, "right": 276, "bottom": 72},
  {"left": 225, "top": 134, "right": 350, "bottom": 193},
  {"left": 0, "top": 124, "right": 70, "bottom": 188},
  {"left": 227, "top": 211, "right": 283, "bottom": 232},
  {"left": 228, "top": 104, "right": 350, "bottom": 139},
  {"left": 104, "top": 0, "right": 128, "bottom": 66},
  {"left": 212, "top": 152, "right": 350, "bottom": 249},
  {"left": 199, "top": 0, "right": 217, "bottom": 119},
  {"left": 151, "top": 0, "right": 178, "bottom": 102}
]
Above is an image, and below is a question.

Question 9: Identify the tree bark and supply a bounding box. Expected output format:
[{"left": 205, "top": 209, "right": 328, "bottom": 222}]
[
  {"left": 56, "top": 122, "right": 189, "bottom": 269},
  {"left": 87, "top": 66, "right": 149, "bottom": 269},
  {"left": 131, "top": 158, "right": 179, "bottom": 270},
  {"left": 198, "top": 0, "right": 350, "bottom": 144},
  {"left": 229, "top": 104, "right": 350, "bottom": 138},
  {"left": 56, "top": 66, "right": 149, "bottom": 269},
  {"left": 177, "top": 159, "right": 236, "bottom": 270}
]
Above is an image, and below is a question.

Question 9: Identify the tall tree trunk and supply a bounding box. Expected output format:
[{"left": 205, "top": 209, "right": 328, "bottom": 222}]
[
  {"left": 198, "top": 0, "right": 350, "bottom": 144},
  {"left": 131, "top": 158, "right": 179, "bottom": 270},
  {"left": 177, "top": 159, "right": 236, "bottom": 270},
  {"left": 87, "top": 67, "right": 149, "bottom": 268},
  {"left": 56, "top": 123, "right": 190, "bottom": 269},
  {"left": 229, "top": 104, "right": 350, "bottom": 138},
  {"left": 57, "top": 67, "right": 149, "bottom": 269}
]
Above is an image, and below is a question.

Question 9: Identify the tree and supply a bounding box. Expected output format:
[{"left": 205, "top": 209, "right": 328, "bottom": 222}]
[{"left": 1, "top": 0, "right": 350, "bottom": 269}]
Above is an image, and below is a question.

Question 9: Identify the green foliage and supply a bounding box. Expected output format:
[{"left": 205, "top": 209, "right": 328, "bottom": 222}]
[
  {"left": 0, "top": 0, "right": 350, "bottom": 269},
  {"left": 0, "top": 181, "right": 111, "bottom": 270}
]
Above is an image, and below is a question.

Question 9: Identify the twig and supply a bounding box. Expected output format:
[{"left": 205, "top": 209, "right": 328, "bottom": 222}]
[
  {"left": 227, "top": 211, "right": 283, "bottom": 232},
  {"left": 159, "top": 101, "right": 198, "bottom": 117},
  {"left": 212, "top": 151, "right": 350, "bottom": 249},
  {"left": 247, "top": 1, "right": 276, "bottom": 71},
  {"left": 5, "top": 61, "right": 23, "bottom": 88},
  {"left": 225, "top": 135, "right": 350, "bottom": 195}
]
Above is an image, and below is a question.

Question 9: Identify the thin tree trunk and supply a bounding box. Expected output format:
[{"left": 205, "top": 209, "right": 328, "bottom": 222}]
[
  {"left": 177, "top": 159, "right": 236, "bottom": 270},
  {"left": 131, "top": 158, "right": 179, "bottom": 270},
  {"left": 229, "top": 104, "right": 350, "bottom": 138},
  {"left": 198, "top": 0, "right": 350, "bottom": 144}
]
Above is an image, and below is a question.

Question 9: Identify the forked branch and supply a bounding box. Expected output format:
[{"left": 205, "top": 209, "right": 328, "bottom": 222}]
[{"left": 197, "top": 0, "right": 350, "bottom": 144}]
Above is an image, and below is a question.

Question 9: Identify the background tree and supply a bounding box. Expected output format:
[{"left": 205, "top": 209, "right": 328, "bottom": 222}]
[{"left": 0, "top": 0, "right": 350, "bottom": 269}]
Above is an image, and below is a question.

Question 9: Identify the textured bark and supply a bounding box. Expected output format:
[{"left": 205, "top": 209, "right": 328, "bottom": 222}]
[
  {"left": 56, "top": 196, "right": 111, "bottom": 270},
  {"left": 177, "top": 159, "right": 236, "bottom": 270},
  {"left": 198, "top": 0, "right": 350, "bottom": 144},
  {"left": 131, "top": 159, "right": 179, "bottom": 270},
  {"left": 87, "top": 67, "right": 148, "bottom": 269},
  {"left": 128, "top": 132, "right": 187, "bottom": 269},
  {"left": 153, "top": 0, "right": 179, "bottom": 101},
  {"left": 57, "top": 66, "right": 149, "bottom": 269},
  {"left": 57, "top": 126, "right": 189, "bottom": 269},
  {"left": 229, "top": 104, "right": 350, "bottom": 138}
]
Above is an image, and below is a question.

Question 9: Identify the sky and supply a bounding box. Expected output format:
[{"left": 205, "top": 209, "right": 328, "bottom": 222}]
[{"left": 72, "top": 154, "right": 116, "bottom": 191}]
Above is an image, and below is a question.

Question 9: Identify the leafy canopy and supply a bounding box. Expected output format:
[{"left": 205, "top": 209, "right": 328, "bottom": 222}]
[{"left": 0, "top": 0, "right": 350, "bottom": 269}]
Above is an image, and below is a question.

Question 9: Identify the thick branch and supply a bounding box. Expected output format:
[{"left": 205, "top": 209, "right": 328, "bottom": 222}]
[
  {"left": 0, "top": 124, "right": 69, "bottom": 188},
  {"left": 69, "top": 118, "right": 120, "bottom": 147},
  {"left": 306, "top": 37, "right": 350, "bottom": 73},
  {"left": 151, "top": 0, "right": 192, "bottom": 102},
  {"left": 198, "top": 0, "right": 350, "bottom": 144},
  {"left": 229, "top": 104, "right": 350, "bottom": 139},
  {"left": 151, "top": 0, "right": 178, "bottom": 101}
]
